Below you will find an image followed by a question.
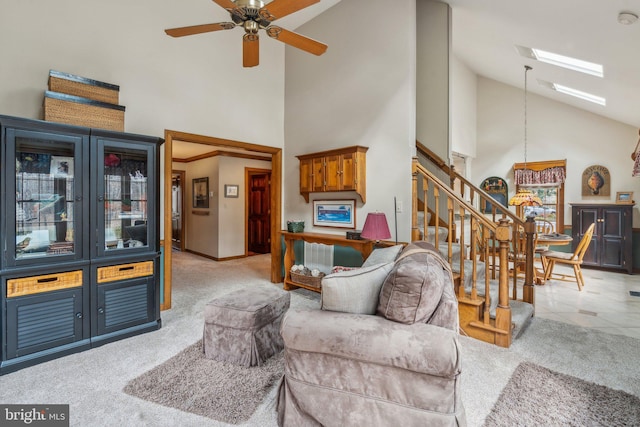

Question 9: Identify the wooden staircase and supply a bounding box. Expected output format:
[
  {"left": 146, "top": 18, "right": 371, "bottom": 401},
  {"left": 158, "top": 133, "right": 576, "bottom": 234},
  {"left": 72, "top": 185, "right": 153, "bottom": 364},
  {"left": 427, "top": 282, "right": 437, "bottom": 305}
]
[{"left": 413, "top": 146, "right": 537, "bottom": 348}]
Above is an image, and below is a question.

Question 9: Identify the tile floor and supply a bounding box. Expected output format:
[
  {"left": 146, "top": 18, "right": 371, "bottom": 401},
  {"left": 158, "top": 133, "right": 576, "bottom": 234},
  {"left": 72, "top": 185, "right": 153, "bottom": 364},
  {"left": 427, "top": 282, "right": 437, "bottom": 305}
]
[{"left": 533, "top": 264, "right": 640, "bottom": 339}]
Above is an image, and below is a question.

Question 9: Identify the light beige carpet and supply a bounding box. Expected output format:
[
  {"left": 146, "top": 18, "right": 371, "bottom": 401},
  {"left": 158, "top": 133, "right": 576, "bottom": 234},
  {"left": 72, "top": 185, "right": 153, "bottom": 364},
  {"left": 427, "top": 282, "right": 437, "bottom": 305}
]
[
  {"left": 483, "top": 361, "right": 640, "bottom": 426},
  {"left": 1, "top": 252, "right": 639, "bottom": 427},
  {"left": 124, "top": 340, "right": 283, "bottom": 424}
]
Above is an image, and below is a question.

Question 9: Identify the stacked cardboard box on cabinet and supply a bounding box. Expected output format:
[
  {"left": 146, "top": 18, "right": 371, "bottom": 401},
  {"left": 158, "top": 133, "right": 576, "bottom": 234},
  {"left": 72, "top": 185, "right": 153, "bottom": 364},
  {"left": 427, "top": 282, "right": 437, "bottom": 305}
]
[{"left": 43, "top": 70, "right": 125, "bottom": 131}]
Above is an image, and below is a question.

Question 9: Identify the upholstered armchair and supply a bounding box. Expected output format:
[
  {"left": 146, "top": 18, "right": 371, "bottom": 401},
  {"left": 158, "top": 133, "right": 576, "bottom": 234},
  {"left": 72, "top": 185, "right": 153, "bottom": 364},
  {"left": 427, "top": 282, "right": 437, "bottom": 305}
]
[{"left": 277, "top": 241, "right": 466, "bottom": 427}]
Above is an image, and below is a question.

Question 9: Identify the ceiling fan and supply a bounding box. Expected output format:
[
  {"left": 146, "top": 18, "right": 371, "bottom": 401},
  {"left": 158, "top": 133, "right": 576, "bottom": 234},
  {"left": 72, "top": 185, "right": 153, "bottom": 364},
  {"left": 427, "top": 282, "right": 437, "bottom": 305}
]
[{"left": 165, "top": 0, "right": 328, "bottom": 67}]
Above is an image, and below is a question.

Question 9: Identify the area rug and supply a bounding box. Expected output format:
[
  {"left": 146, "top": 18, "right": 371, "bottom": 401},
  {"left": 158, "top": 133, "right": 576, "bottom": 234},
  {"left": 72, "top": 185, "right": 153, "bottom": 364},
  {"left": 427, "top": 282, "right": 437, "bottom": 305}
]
[
  {"left": 123, "top": 340, "right": 283, "bottom": 424},
  {"left": 483, "top": 361, "right": 640, "bottom": 426}
]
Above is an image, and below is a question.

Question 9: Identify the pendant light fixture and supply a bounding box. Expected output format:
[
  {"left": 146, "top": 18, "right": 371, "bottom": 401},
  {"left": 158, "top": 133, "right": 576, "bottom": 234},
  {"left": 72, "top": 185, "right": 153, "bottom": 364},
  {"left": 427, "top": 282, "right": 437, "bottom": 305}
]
[{"left": 509, "top": 65, "right": 543, "bottom": 212}]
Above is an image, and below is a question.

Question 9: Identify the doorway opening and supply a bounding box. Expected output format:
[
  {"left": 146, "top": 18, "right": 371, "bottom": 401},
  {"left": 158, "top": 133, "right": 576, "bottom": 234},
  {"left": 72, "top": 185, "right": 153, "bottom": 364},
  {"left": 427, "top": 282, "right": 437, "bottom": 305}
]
[
  {"left": 171, "top": 170, "right": 186, "bottom": 251},
  {"left": 162, "top": 130, "right": 282, "bottom": 310}
]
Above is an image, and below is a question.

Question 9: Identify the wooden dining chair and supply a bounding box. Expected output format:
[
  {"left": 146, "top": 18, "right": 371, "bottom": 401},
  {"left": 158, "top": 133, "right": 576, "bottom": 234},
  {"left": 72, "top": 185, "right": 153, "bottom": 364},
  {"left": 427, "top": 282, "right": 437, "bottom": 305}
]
[
  {"left": 534, "top": 219, "right": 555, "bottom": 274},
  {"left": 541, "top": 223, "right": 595, "bottom": 291}
]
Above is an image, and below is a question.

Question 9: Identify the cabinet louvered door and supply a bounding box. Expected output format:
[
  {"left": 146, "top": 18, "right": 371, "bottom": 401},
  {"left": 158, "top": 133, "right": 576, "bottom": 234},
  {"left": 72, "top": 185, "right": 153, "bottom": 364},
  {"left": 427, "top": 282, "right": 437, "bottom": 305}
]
[
  {"left": 95, "top": 278, "right": 154, "bottom": 336},
  {"left": 6, "top": 288, "right": 84, "bottom": 358}
]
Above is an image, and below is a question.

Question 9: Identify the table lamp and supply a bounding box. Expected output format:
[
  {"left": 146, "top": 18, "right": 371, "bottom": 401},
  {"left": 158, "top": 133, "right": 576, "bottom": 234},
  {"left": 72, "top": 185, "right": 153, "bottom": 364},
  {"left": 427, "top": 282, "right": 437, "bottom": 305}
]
[{"left": 361, "top": 212, "right": 391, "bottom": 245}]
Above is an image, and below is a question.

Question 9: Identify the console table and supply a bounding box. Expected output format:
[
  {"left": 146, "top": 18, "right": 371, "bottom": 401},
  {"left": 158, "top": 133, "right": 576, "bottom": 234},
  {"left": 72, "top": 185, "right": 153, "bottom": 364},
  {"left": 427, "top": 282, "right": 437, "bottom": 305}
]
[{"left": 281, "top": 231, "right": 374, "bottom": 292}]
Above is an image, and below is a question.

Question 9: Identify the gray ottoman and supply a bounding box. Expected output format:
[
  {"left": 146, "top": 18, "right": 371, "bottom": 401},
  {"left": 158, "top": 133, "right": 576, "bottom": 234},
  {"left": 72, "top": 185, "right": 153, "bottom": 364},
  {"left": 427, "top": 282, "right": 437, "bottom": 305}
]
[{"left": 203, "top": 285, "right": 290, "bottom": 367}]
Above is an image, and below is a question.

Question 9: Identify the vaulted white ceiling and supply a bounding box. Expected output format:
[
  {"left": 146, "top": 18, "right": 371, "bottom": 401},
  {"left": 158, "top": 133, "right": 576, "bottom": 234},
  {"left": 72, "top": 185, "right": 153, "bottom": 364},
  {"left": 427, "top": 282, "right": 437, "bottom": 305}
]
[
  {"left": 174, "top": 0, "right": 640, "bottom": 158},
  {"left": 446, "top": 0, "right": 640, "bottom": 128}
]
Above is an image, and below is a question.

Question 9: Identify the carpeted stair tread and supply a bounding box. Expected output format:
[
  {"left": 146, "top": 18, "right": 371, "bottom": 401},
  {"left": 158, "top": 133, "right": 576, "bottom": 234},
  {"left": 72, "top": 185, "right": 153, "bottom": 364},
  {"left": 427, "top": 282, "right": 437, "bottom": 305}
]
[
  {"left": 488, "top": 299, "right": 535, "bottom": 339},
  {"left": 510, "top": 300, "right": 535, "bottom": 339},
  {"left": 463, "top": 278, "right": 534, "bottom": 340},
  {"left": 438, "top": 243, "right": 463, "bottom": 264},
  {"left": 453, "top": 260, "right": 486, "bottom": 294}
]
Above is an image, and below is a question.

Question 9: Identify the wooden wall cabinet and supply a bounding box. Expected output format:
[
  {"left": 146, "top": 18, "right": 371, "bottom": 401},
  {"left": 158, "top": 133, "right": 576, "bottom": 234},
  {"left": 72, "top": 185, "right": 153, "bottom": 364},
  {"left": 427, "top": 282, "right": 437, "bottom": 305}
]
[
  {"left": 0, "top": 115, "right": 162, "bottom": 374},
  {"left": 571, "top": 203, "right": 633, "bottom": 274},
  {"left": 297, "top": 146, "right": 368, "bottom": 203}
]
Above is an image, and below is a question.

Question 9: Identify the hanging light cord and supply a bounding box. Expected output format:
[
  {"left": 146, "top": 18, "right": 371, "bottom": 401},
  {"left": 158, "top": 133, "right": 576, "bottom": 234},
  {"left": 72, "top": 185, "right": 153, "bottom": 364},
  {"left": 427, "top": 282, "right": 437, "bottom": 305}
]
[{"left": 524, "top": 65, "right": 532, "bottom": 171}]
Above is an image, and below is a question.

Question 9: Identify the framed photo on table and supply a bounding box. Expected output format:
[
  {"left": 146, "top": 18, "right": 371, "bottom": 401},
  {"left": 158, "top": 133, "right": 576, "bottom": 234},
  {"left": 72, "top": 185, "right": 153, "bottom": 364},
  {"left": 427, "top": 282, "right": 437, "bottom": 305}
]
[
  {"left": 615, "top": 191, "right": 634, "bottom": 204},
  {"left": 313, "top": 200, "right": 356, "bottom": 229}
]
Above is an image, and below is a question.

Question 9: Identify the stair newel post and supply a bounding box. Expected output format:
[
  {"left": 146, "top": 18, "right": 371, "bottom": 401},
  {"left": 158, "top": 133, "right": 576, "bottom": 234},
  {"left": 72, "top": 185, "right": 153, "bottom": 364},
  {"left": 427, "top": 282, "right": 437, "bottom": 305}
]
[
  {"left": 495, "top": 218, "right": 513, "bottom": 348},
  {"left": 523, "top": 216, "right": 536, "bottom": 305},
  {"left": 470, "top": 218, "right": 478, "bottom": 301},
  {"left": 447, "top": 198, "right": 454, "bottom": 262},
  {"left": 483, "top": 226, "right": 491, "bottom": 323},
  {"left": 411, "top": 158, "right": 420, "bottom": 242},
  {"left": 511, "top": 225, "right": 520, "bottom": 299},
  {"left": 426, "top": 177, "right": 433, "bottom": 243},
  {"left": 458, "top": 204, "right": 465, "bottom": 289}
]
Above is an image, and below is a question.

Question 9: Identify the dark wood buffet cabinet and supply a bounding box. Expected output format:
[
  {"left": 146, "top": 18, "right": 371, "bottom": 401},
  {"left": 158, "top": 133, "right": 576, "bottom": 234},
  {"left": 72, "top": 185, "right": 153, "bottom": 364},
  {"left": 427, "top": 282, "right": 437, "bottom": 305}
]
[
  {"left": 0, "top": 115, "right": 162, "bottom": 374},
  {"left": 571, "top": 203, "right": 633, "bottom": 274}
]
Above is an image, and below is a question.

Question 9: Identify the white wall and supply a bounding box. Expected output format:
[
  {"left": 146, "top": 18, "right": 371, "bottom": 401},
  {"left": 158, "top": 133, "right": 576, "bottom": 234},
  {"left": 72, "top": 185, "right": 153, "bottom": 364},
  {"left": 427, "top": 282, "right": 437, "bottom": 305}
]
[
  {"left": 416, "top": 0, "right": 451, "bottom": 163},
  {"left": 283, "top": 0, "right": 417, "bottom": 242},
  {"left": 0, "top": 0, "right": 286, "bottom": 148},
  {"left": 473, "top": 77, "right": 639, "bottom": 226},
  {"left": 183, "top": 157, "right": 220, "bottom": 257},
  {"left": 451, "top": 56, "right": 477, "bottom": 159}
]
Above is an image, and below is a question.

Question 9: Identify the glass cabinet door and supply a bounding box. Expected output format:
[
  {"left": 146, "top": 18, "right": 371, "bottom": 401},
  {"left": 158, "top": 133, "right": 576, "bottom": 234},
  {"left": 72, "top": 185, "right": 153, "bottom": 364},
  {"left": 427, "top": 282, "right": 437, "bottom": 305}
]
[
  {"left": 5, "top": 127, "right": 88, "bottom": 266},
  {"left": 94, "top": 136, "right": 157, "bottom": 256}
]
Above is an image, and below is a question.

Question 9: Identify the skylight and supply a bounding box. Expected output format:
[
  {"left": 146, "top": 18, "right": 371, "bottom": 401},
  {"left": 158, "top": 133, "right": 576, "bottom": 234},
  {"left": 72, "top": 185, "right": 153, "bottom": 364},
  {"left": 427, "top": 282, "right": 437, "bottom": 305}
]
[
  {"left": 553, "top": 84, "right": 606, "bottom": 105},
  {"left": 538, "top": 79, "right": 606, "bottom": 106},
  {"left": 516, "top": 46, "right": 603, "bottom": 77}
]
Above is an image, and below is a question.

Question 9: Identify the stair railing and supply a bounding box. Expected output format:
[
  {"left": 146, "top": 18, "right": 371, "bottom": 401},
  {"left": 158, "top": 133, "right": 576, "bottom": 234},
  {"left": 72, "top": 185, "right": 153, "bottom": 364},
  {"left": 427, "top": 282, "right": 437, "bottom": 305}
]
[
  {"left": 416, "top": 142, "right": 536, "bottom": 303},
  {"left": 413, "top": 158, "right": 536, "bottom": 347},
  {"left": 448, "top": 165, "right": 536, "bottom": 301}
]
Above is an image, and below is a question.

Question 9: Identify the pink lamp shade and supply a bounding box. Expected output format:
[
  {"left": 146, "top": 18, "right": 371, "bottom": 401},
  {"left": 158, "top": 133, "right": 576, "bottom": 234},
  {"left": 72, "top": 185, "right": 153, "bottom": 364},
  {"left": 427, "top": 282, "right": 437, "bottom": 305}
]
[{"left": 361, "top": 212, "right": 391, "bottom": 241}]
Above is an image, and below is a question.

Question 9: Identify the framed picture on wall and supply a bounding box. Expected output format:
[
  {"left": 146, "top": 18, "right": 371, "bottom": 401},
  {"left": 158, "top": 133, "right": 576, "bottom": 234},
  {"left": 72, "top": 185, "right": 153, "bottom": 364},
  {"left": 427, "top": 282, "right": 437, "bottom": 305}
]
[
  {"left": 313, "top": 200, "right": 356, "bottom": 229},
  {"left": 582, "top": 165, "right": 610, "bottom": 197},
  {"left": 224, "top": 184, "right": 239, "bottom": 198},
  {"left": 193, "top": 177, "right": 209, "bottom": 208}
]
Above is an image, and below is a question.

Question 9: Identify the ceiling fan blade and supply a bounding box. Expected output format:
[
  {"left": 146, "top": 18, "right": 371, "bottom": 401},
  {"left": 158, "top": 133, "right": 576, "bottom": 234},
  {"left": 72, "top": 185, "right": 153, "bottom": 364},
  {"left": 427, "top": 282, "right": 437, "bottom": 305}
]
[
  {"left": 243, "top": 34, "right": 259, "bottom": 68},
  {"left": 266, "top": 26, "right": 327, "bottom": 56},
  {"left": 212, "top": 0, "right": 246, "bottom": 19},
  {"left": 165, "top": 22, "right": 236, "bottom": 37},
  {"left": 259, "top": 0, "right": 319, "bottom": 21},
  {"left": 212, "top": 0, "right": 238, "bottom": 9}
]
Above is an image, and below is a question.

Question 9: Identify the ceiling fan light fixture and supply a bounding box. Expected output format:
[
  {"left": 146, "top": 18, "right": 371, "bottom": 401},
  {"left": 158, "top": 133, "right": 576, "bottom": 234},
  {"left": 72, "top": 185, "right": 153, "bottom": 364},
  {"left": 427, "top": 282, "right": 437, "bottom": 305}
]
[
  {"left": 165, "top": 0, "right": 326, "bottom": 67},
  {"left": 244, "top": 20, "right": 259, "bottom": 34},
  {"left": 618, "top": 12, "right": 638, "bottom": 25}
]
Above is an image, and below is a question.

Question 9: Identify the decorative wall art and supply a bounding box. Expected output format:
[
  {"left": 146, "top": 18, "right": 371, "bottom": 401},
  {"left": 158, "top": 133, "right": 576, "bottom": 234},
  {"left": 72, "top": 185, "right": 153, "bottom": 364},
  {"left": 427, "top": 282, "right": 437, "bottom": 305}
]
[
  {"left": 192, "top": 177, "right": 209, "bottom": 208},
  {"left": 582, "top": 165, "right": 610, "bottom": 197},
  {"left": 224, "top": 184, "right": 239, "bottom": 198},
  {"left": 313, "top": 200, "right": 356, "bottom": 229},
  {"left": 479, "top": 176, "right": 508, "bottom": 213}
]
